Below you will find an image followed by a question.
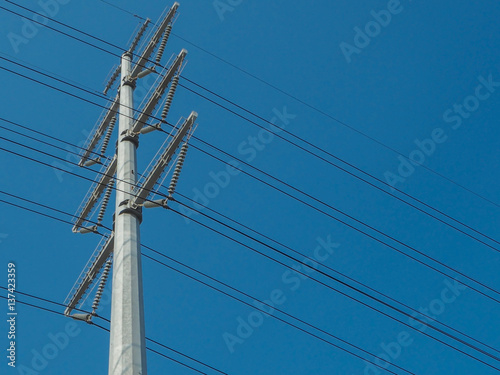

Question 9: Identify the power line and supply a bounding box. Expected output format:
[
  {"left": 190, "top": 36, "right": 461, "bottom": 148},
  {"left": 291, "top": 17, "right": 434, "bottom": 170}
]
[
  {"left": 165, "top": 205, "right": 500, "bottom": 370},
  {"left": 3, "top": 46, "right": 499, "bottom": 265},
  {"left": 140, "top": 254, "right": 406, "bottom": 375},
  {"left": 0, "top": 176, "right": 413, "bottom": 375},
  {"left": 182, "top": 142, "right": 500, "bottom": 300},
  {"left": 2, "top": 116, "right": 499, "bottom": 308},
  {"left": 0, "top": 286, "right": 228, "bottom": 375},
  {"left": 0, "top": 5, "right": 121, "bottom": 59},
  {"left": 6, "top": 0, "right": 496, "bottom": 214},
  {"left": 1, "top": 10, "right": 498, "bottom": 364},
  {"left": 3, "top": 127, "right": 499, "bottom": 308},
  {"left": 0, "top": 153, "right": 498, "bottom": 370},
  {"left": 0, "top": 193, "right": 411, "bottom": 375},
  {"left": 0, "top": 197, "right": 81, "bottom": 228},
  {"left": 0, "top": 115, "right": 107, "bottom": 162},
  {"left": 0, "top": 285, "right": 102, "bottom": 318},
  {"left": 0, "top": 122, "right": 112, "bottom": 169},
  {"left": 2, "top": 35, "right": 499, "bottom": 265},
  {"left": 3, "top": 128, "right": 500, "bottom": 343},
  {"left": 97, "top": 0, "right": 146, "bottom": 20},
  {"left": 1, "top": 3, "right": 498, "bottom": 252},
  {"left": 0, "top": 293, "right": 220, "bottom": 375},
  {"left": 177, "top": 80, "right": 500, "bottom": 249},
  {"left": 169, "top": 192, "right": 500, "bottom": 357},
  {"left": 2, "top": 2, "right": 498, "bottom": 372},
  {"left": 4, "top": 106, "right": 498, "bottom": 308},
  {"left": 4, "top": 121, "right": 493, "bottom": 358},
  {"left": 3, "top": 59, "right": 500, "bottom": 297},
  {"left": 3, "top": 118, "right": 499, "bottom": 314},
  {"left": 0, "top": 189, "right": 111, "bottom": 232},
  {"left": 3, "top": 182, "right": 500, "bottom": 373}
]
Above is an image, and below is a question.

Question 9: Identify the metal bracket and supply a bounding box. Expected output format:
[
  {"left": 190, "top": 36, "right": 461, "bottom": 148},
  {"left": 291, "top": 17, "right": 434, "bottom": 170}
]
[
  {"left": 123, "top": 75, "right": 137, "bottom": 89},
  {"left": 120, "top": 130, "right": 140, "bottom": 148},
  {"left": 118, "top": 201, "right": 143, "bottom": 223}
]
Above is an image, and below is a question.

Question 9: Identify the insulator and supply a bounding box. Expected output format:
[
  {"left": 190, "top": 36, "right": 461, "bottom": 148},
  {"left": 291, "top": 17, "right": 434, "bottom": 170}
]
[
  {"left": 137, "top": 67, "right": 155, "bottom": 79},
  {"left": 71, "top": 313, "right": 92, "bottom": 323},
  {"left": 167, "top": 143, "right": 188, "bottom": 197},
  {"left": 129, "top": 19, "right": 150, "bottom": 55},
  {"left": 97, "top": 179, "right": 114, "bottom": 225},
  {"left": 79, "top": 225, "right": 98, "bottom": 234},
  {"left": 91, "top": 259, "right": 112, "bottom": 314},
  {"left": 83, "top": 158, "right": 101, "bottom": 167},
  {"left": 155, "top": 24, "right": 172, "bottom": 64},
  {"left": 100, "top": 116, "right": 117, "bottom": 156},
  {"left": 161, "top": 74, "right": 179, "bottom": 121},
  {"left": 140, "top": 123, "right": 161, "bottom": 134},
  {"left": 103, "top": 66, "right": 121, "bottom": 96},
  {"left": 144, "top": 199, "right": 167, "bottom": 208}
]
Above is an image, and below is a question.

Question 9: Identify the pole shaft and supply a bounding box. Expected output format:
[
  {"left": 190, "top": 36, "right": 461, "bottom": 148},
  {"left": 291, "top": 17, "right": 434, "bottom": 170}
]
[{"left": 109, "top": 53, "right": 147, "bottom": 375}]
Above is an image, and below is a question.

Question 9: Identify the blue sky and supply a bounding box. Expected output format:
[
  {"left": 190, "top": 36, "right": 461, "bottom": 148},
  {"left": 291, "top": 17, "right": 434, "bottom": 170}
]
[{"left": 0, "top": 0, "right": 499, "bottom": 374}]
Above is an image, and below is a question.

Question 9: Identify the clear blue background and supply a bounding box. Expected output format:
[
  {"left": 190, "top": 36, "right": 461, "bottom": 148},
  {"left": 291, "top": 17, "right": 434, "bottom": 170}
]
[{"left": 0, "top": 0, "right": 499, "bottom": 374}]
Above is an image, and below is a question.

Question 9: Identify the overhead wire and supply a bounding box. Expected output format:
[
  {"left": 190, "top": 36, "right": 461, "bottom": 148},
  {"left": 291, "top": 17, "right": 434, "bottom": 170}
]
[
  {"left": 177, "top": 80, "right": 500, "bottom": 249},
  {"left": 0, "top": 115, "right": 106, "bottom": 162},
  {"left": 95, "top": 0, "right": 500, "bottom": 211},
  {"left": 2, "top": 125, "right": 499, "bottom": 312},
  {"left": 0, "top": 4, "right": 498, "bottom": 368},
  {"left": 180, "top": 141, "right": 500, "bottom": 300},
  {"left": 3, "top": 120, "right": 500, "bottom": 359},
  {"left": 0, "top": 285, "right": 106, "bottom": 319},
  {"left": 1, "top": 25, "right": 498, "bottom": 296},
  {"left": 165, "top": 205, "right": 500, "bottom": 370},
  {"left": 3, "top": 111, "right": 499, "bottom": 308},
  {"left": 1, "top": 143, "right": 499, "bottom": 370},
  {"left": 2, "top": 125, "right": 500, "bottom": 356},
  {"left": 0, "top": 293, "right": 219, "bottom": 375},
  {"left": 97, "top": 0, "right": 146, "bottom": 20},
  {"left": 2, "top": 55, "right": 500, "bottom": 297},
  {"left": 0, "top": 121, "right": 113, "bottom": 168},
  {"left": 0, "top": 193, "right": 411, "bottom": 375},
  {"left": 168, "top": 191, "right": 500, "bottom": 356},
  {"left": 1, "top": 1, "right": 498, "bottom": 249},
  {"left": 1, "top": 2, "right": 498, "bottom": 374},
  {"left": 2, "top": 83, "right": 500, "bottom": 364},
  {"left": 0, "top": 145, "right": 499, "bottom": 371},
  {"left": 2, "top": 43, "right": 499, "bottom": 267},
  {"left": 3, "top": 192, "right": 497, "bottom": 372},
  {"left": 6, "top": 0, "right": 497, "bottom": 216}
]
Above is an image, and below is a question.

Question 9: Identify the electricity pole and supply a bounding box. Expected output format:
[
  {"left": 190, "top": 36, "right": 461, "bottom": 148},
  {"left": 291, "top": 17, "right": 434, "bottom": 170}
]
[
  {"left": 63, "top": 3, "right": 198, "bottom": 374},
  {"left": 109, "top": 51, "right": 146, "bottom": 374}
]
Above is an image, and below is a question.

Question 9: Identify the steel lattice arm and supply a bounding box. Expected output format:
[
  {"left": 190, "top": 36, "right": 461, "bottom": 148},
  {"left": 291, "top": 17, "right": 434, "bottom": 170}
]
[
  {"left": 130, "top": 2, "right": 179, "bottom": 78},
  {"left": 79, "top": 96, "right": 119, "bottom": 166},
  {"left": 64, "top": 232, "right": 115, "bottom": 316},
  {"left": 131, "top": 49, "right": 187, "bottom": 134},
  {"left": 133, "top": 111, "right": 197, "bottom": 207},
  {"left": 72, "top": 156, "right": 117, "bottom": 232}
]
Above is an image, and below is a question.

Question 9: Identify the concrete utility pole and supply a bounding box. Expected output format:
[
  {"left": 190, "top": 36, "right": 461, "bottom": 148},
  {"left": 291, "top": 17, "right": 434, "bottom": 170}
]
[
  {"left": 109, "top": 52, "right": 147, "bottom": 374},
  {"left": 63, "top": 3, "right": 198, "bottom": 374}
]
